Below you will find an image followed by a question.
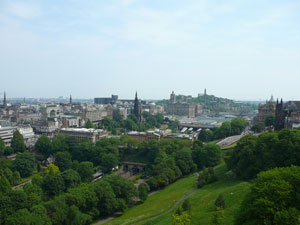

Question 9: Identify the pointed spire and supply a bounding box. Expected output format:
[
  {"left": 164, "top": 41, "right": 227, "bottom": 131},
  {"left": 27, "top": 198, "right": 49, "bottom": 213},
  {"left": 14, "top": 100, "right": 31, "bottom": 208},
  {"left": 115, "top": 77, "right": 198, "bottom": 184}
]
[
  {"left": 70, "top": 95, "right": 72, "bottom": 105},
  {"left": 3, "top": 91, "right": 7, "bottom": 109},
  {"left": 135, "top": 91, "right": 138, "bottom": 99},
  {"left": 281, "top": 98, "right": 283, "bottom": 104}
]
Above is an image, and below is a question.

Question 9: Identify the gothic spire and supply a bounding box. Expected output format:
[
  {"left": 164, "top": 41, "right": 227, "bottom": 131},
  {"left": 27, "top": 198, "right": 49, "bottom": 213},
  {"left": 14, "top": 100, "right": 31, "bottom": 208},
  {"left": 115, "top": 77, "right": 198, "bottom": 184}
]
[
  {"left": 3, "top": 91, "right": 7, "bottom": 109},
  {"left": 70, "top": 95, "right": 72, "bottom": 105}
]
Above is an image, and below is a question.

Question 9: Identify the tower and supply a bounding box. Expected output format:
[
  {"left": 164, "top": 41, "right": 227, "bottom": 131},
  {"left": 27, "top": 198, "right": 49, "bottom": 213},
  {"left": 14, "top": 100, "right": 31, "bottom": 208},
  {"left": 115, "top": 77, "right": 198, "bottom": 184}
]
[
  {"left": 3, "top": 91, "right": 7, "bottom": 109},
  {"left": 170, "top": 91, "right": 176, "bottom": 103},
  {"left": 70, "top": 95, "right": 72, "bottom": 105},
  {"left": 133, "top": 92, "right": 141, "bottom": 122},
  {"left": 275, "top": 98, "right": 285, "bottom": 131}
]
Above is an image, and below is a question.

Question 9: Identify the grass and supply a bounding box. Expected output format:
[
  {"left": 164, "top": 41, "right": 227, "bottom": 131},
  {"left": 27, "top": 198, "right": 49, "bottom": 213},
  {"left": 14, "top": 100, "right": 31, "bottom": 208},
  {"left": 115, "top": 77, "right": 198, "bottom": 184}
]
[
  {"left": 144, "top": 164, "right": 250, "bottom": 225},
  {"left": 100, "top": 163, "right": 250, "bottom": 225},
  {"left": 221, "top": 143, "right": 237, "bottom": 150},
  {"left": 101, "top": 174, "right": 197, "bottom": 225}
]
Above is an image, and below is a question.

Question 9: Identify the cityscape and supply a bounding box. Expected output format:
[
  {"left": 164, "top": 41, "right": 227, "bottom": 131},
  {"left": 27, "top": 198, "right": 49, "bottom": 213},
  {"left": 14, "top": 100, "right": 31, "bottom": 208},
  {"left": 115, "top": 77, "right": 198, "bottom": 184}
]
[{"left": 1, "top": 0, "right": 300, "bottom": 225}]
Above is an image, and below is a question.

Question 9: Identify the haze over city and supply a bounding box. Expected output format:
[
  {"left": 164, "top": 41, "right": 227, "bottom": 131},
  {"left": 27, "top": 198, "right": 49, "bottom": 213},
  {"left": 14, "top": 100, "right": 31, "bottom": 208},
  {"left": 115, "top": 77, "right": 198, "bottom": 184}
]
[{"left": 0, "top": 0, "right": 299, "bottom": 100}]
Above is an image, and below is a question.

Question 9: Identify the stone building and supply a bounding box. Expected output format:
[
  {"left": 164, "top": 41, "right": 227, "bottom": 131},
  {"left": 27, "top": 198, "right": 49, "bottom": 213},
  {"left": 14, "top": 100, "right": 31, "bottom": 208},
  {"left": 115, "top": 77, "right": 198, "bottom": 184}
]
[
  {"left": 166, "top": 102, "right": 196, "bottom": 118},
  {"left": 165, "top": 91, "right": 196, "bottom": 118},
  {"left": 60, "top": 128, "right": 108, "bottom": 143},
  {"left": 275, "top": 99, "right": 300, "bottom": 130},
  {"left": 256, "top": 96, "right": 276, "bottom": 123}
]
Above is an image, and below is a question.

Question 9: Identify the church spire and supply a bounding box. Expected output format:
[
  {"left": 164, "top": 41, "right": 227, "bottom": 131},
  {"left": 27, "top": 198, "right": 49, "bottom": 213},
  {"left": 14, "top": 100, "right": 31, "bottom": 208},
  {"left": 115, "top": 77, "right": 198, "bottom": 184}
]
[
  {"left": 3, "top": 91, "right": 7, "bottom": 109},
  {"left": 134, "top": 92, "right": 141, "bottom": 122},
  {"left": 70, "top": 95, "right": 72, "bottom": 105}
]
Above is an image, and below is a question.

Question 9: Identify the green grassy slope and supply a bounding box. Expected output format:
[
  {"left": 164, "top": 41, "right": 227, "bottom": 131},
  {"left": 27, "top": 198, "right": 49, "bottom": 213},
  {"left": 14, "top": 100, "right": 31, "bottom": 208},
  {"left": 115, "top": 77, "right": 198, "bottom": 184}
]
[
  {"left": 145, "top": 164, "right": 250, "bottom": 225},
  {"left": 102, "top": 164, "right": 250, "bottom": 225},
  {"left": 103, "top": 174, "right": 197, "bottom": 225}
]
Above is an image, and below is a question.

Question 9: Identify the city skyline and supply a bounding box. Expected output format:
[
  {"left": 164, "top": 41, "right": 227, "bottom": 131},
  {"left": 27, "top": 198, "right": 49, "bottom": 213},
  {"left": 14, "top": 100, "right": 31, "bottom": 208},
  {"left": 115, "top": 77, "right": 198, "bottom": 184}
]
[{"left": 1, "top": 0, "right": 300, "bottom": 100}]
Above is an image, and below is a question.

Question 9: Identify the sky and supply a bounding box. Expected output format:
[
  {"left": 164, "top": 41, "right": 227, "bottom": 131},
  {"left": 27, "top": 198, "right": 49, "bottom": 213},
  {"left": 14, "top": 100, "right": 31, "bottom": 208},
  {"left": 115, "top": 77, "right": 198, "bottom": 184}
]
[{"left": 0, "top": 0, "right": 299, "bottom": 101}]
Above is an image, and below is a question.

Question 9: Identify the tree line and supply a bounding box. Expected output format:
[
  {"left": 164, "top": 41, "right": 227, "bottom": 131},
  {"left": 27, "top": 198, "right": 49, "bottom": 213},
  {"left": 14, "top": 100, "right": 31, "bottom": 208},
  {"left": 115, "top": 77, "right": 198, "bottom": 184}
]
[
  {"left": 198, "top": 117, "right": 249, "bottom": 142},
  {"left": 226, "top": 128, "right": 300, "bottom": 224}
]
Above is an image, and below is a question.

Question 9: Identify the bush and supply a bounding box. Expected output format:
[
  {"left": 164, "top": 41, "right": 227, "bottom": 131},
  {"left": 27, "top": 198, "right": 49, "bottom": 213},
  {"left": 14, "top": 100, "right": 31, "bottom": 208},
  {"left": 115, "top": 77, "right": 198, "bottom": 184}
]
[{"left": 215, "top": 194, "right": 225, "bottom": 209}]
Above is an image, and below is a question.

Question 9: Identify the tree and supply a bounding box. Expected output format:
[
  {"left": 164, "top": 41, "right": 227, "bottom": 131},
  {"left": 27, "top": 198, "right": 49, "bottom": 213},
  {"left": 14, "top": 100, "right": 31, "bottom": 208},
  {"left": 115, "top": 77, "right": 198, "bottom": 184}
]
[
  {"left": 235, "top": 166, "right": 300, "bottom": 225},
  {"left": 198, "top": 129, "right": 213, "bottom": 142},
  {"left": 0, "top": 169, "right": 11, "bottom": 196},
  {"left": 175, "top": 148, "right": 196, "bottom": 175},
  {"left": 138, "top": 183, "right": 149, "bottom": 202},
  {"left": 104, "top": 175, "right": 137, "bottom": 204},
  {"left": 265, "top": 114, "right": 275, "bottom": 127},
  {"left": 42, "top": 172, "right": 65, "bottom": 198},
  {"left": 76, "top": 161, "right": 94, "bottom": 182},
  {"left": 231, "top": 118, "right": 249, "bottom": 135},
  {"left": 31, "top": 204, "right": 52, "bottom": 225},
  {"left": 12, "top": 152, "right": 35, "bottom": 178},
  {"left": 45, "top": 164, "right": 60, "bottom": 175},
  {"left": 146, "top": 177, "right": 158, "bottom": 191},
  {"left": 227, "top": 135, "right": 260, "bottom": 180},
  {"left": 85, "top": 119, "right": 94, "bottom": 128},
  {"left": 55, "top": 151, "right": 72, "bottom": 172},
  {"left": 101, "top": 153, "right": 119, "bottom": 173},
  {"left": 182, "top": 198, "right": 191, "bottom": 212},
  {"left": 4, "top": 146, "right": 14, "bottom": 156},
  {"left": 61, "top": 169, "right": 81, "bottom": 190},
  {"left": 172, "top": 212, "right": 191, "bottom": 225},
  {"left": 212, "top": 207, "right": 225, "bottom": 225},
  {"left": 11, "top": 130, "right": 26, "bottom": 153},
  {"left": 0, "top": 137, "right": 5, "bottom": 156},
  {"left": 5, "top": 208, "right": 34, "bottom": 225},
  {"left": 215, "top": 194, "right": 225, "bottom": 209},
  {"left": 193, "top": 143, "right": 221, "bottom": 169},
  {"left": 4, "top": 167, "right": 13, "bottom": 185},
  {"left": 35, "top": 136, "right": 52, "bottom": 156},
  {"left": 52, "top": 134, "right": 68, "bottom": 153},
  {"left": 12, "top": 171, "right": 21, "bottom": 185},
  {"left": 93, "top": 180, "right": 119, "bottom": 216},
  {"left": 251, "top": 122, "right": 265, "bottom": 133}
]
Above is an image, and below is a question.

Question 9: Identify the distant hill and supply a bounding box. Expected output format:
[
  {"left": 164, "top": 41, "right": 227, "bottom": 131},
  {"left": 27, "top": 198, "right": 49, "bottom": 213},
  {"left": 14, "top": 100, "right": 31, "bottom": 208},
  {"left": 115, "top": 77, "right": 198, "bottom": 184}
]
[{"left": 156, "top": 94, "right": 257, "bottom": 113}]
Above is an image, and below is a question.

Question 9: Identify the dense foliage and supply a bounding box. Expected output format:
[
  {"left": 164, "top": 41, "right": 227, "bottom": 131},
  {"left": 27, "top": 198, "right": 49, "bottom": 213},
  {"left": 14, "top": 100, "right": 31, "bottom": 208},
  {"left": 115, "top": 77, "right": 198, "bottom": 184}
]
[
  {"left": 198, "top": 117, "right": 249, "bottom": 142},
  {"left": 227, "top": 128, "right": 300, "bottom": 180},
  {"left": 99, "top": 112, "right": 167, "bottom": 134},
  {"left": 235, "top": 166, "right": 300, "bottom": 225},
  {"left": 0, "top": 133, "right": 224, "bottom": 224}
]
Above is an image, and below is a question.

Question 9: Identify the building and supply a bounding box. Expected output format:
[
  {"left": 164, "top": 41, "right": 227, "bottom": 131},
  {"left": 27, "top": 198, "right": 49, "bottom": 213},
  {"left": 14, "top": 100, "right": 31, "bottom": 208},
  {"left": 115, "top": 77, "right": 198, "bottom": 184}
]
[
  {"left": 18, "top": 126, "right": 37, "bottom": 147},
  {"left": 83, "top": 105, "right": 113, "bottom": 125},
  {"left": 127, "top": 129, "right": 172, "bottom": 142},
  {"left": 0, "top": 126, "right": 14, "bottom": 146},
  {"left": 60, "top": 128, "right": 108, "bottom": 143},
  {"left": 275, "top": 99, "right": 300, "bottom": 131},
  {"left": 165, "top": 91, "right": 196, "bottom": 118},
  {"left": 256, "top": 96, "right": 276, "bottom": 123},
  {"left": 166, "top": 102, "right": 196, "bottom": 118},
  {"left": 94, "top": 95, "right": 118, "bottom": 104}
]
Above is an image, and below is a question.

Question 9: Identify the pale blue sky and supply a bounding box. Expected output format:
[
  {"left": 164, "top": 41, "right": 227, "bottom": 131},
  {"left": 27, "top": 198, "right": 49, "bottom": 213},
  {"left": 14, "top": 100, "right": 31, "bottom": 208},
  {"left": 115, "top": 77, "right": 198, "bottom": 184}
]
[{"left": 0, "top": 0, "right": 299, "bottom": 100}]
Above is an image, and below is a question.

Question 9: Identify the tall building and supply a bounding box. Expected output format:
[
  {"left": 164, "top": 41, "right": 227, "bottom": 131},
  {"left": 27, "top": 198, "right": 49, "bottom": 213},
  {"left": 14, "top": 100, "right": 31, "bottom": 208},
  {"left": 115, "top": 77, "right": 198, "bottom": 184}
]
[
  {"left": 133, "top": 92, "right": 142, "bottom": 122},
  {"left": 275, "top": 99, "right": 285, "bottom": 131},
  {"left": 70, "top": 95, "right": 72, "bottom": 105},
  {"left": 170, "top": 91, "right": 176, "bottom": 103}
]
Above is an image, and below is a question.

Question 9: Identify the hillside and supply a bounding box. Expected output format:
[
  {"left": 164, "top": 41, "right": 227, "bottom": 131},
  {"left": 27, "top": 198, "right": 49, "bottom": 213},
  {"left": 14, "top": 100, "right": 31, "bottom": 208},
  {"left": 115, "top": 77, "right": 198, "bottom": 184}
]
[
  {"left": 100, "top": 163, "right": 250, "bottom": 225},
  {"left": 156, "top": 94, "right": 257, "bottom": 113}
]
